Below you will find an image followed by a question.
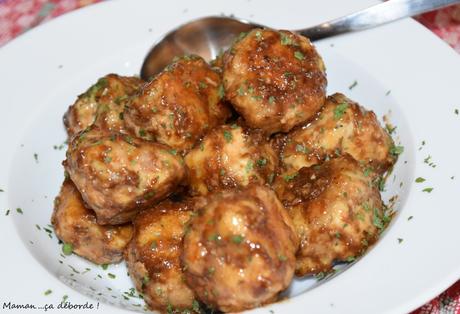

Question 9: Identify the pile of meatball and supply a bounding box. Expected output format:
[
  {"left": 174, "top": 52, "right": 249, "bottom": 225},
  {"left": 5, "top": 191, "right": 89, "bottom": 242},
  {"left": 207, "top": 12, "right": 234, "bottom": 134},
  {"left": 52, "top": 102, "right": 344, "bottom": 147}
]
[{"left": 52, "top": 29, "right": 396, "bottom": 313}]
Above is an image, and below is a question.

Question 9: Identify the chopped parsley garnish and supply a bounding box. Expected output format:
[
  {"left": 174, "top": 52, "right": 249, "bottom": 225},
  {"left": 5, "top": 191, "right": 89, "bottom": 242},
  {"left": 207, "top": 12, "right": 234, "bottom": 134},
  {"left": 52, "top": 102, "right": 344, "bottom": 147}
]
[
  {"left": 16, "top": 207, "right": 23, "bottom": 214},
  {"left": 268, "top": 96, "right": 276, "bottom": 104},
  {"left": 169, "top": 149, "right": 177, "bottom": 155},
  {"left": 101, "top": 264, "right": 109, "bottom": 270},
  {"left": 455, "top": 109, "right": 459, "bottom": 115},
  {"left": 142, "top": 276, "right": 150, "bottom": 284},
  {"left": 199, "top": 143, "right": 205, "bottom": 151},
  {"left": 280, "top": 33, "right": 294, "bottom": 46},
  {"left": 385, "top": 90, "right": 391, "bottom": 96},
  {"left": 422, "top": 187, "right": 433, "bottom": 193},
  {"left": 346, "top": 256, "right": 356, "bottom": 262},
  {"left": 108, "top": 273, "right": 116, "bottom": 279},
  {"left": 257, "top": 158, "right": 267, "bottom": 167},
  {"left": 255, "top": 30, "right": 263, "bottom": 41},
  {"left": 207, "top": 267, "right": 216, "bottom": 275},
  {"left": 373, "top": 208, "right": 384, "bottom": 230},
  {"left": 208, "top": 234, "right": 219, "bottom": 242},
  {"left": 268, "top": 173, "right": 275, "bottom": 184},
  {"left": 5, "top": 209, "right": 10, "bottom": 216},
  {"left": 294, "top": 51, "right": 305, "bottom": 60},
  {"left": 44, "top": 289, "right": 52, "bottom": 296},
  {"left": 237, "top": 85, "right": 245, "bottom": 96},
  {"left": 231, "top": 235, "right": 244, "bottom": 244},
  {"left": 333, "top": 103, "right": 348, "bottom": 120},
  {"left": 415, "top": 177, "right": 425, "bottom": 183},
  {"left": 151, "top": 241, "right": 158, "bottom": 249},
  {"left": 0, "top": 188, "right": 3, "bottom": 192},
  {"left": 397, "top": 238, "right": 404, "bottom": 244},
  {"left": 33, "top": 153, "right": 39, "bottom": 163},
  {"left": 62, "top": 243, "right": 73, "bottom": 255},
  {"left": 218, "top": 85, "right": 225, "bottom": 99},
  {"left": 390, "top": 145, "right": 404, "bottom": 156},
  {"left": 385, "top": 123, "right": 397, "bottom": 134},
  {"left": 139, "top": 129, "right": 146, "bottom": 137},
  {"left": 245, "top": 160, "right": 254, "bottom": 172},
  {"left": 144, "top": 191, "right": 155, "bottom": 199},
  {"left": 348, "top": 80, "right": 358, "bottom": 90},
  {"left": 230, "top": 123, "right": 238, "bottom": 129},
  {"left": 363, "top": 168, "right": 372, "bottom": 177},
  {"left": 223, "top": 130, "right": 233, "bottom": 143},
  {"left": 278, "top": 254, "right": 288, "bottom": 262},
  {"left": 407, "top": 216, "right": 413, "bottom": 221},
  {"left": 295, "top": 144, "right": 309, "bottom": 154},
  {"left": 199, "top": 81, "right": 207, "bottom": 89},
  {"left": 283, "top": 172, "right": 298, "bottom": 182}
]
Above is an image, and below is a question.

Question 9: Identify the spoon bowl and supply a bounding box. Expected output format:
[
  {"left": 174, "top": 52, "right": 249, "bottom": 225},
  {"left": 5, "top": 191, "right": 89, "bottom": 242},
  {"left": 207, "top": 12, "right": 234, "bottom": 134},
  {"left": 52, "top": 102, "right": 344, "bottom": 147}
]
[{"left": 140, "top": 0, "right": 460, "bottom": 80}]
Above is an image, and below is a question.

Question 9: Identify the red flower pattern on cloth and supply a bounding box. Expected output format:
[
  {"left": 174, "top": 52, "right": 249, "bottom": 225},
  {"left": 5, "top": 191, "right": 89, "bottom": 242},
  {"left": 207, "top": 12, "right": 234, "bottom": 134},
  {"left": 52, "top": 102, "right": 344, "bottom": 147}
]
[{"left": 0, "top": 1, "right": 459, "bottom": 313}]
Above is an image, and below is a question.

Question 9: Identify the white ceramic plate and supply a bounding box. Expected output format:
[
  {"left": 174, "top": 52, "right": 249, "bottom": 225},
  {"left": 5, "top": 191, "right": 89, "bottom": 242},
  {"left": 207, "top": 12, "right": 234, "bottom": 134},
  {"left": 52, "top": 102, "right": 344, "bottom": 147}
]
[{"left": 1, "top": 0, "right": 460, "bottom": 313}]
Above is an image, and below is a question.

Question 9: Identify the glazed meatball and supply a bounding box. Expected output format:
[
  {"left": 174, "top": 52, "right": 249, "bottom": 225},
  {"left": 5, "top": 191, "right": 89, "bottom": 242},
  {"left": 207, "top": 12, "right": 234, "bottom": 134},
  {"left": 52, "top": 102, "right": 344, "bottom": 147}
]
[
  {"left": 279, "top": 93, "right": 396, "bottom": 177},
  {"left": 51, "top": 179, "right": 133, "bottom": 264},
  {"left": 64, "top": 127, "right": 186, "bottom": 225},
  {"left": 275, "top": 155, "right": 387, "bottom": 277},
  {"left": 223, "top": 28, "right": 326, "bottom": 134},
  {"left": 125, "top": 200, "right": 201, "bottom": 312},
  {"left": 181, "top": 185, "right": 298, "bottom": 312},
  {"left": 64, "top": 74, "right": 143, "bottom": 138},
  {"left": 124, "top": 55, "right": 231, "bottom": 154},
  {"left": 184, "top": 123, "right": 278, "bottom": 196}
]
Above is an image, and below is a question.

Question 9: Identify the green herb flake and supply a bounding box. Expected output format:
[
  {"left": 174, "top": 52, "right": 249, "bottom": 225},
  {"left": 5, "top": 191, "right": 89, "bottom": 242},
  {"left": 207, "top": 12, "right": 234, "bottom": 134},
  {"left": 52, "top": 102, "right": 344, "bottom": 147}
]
[
  {"left": 199, "top": 81, "right": 207, "bottom": 89},
  {"left": 169, "top": 149, "right": 177, "bottom": 156},
  {"left": 101, "top": 264, "right": 109, "bottom": 270},
  {"left": 385, "top": 123, "right": 397, "bottom": 134},
  {"left": 280, "top": 33, "right": 294, "bottom": 46},
  {"left": 268, "top": 173, "right": 275, "bottom": 184},
  {"left": 455, "top": 109, "right": 459, "bottom": 115},
  {"left": 218, "top": 85, "right": 225, "bottom": 99},
  {"left": 415, "top": 177, "right": 425, "bottom": 183},
  {"left": 5, "top": 209, "right": 10, "bottom": 216},
  {"left": 0, "top": 188, "right": 3, "bottom": 192},
  {"left": 390, "top": 145, "right": 404, "bottom": 156},
  {"left": 407, "top": 216, "right": 413, "bottom": 221},
  {"left": 199, "top": 143, "right": 205, "bottom": 151},
  {"left": 142, "top": 276, "right": 150, "bottom": 284},
  {"left": 220, "top": 169, "right": 226, "bottom": 176},
  {"left": 16, "top": 207, "right": 23, "bottom": 214},
  {"left": 346, "top": 256, "right": 356, "bottom": 262},
  {"left": 278, "top": 254, "right": 288, "bottom": 262},
  {"left": 373, "top": 208, "right": 384, "bottom": 230},
  {"left": 255, "top": 30, "right": 263, "bottom": 41},
  {"left": 237, "top": 85, "right": 245, "bottom": 96},
  {"left": 230, "top": 123, "right": 238, "bottom": 129},
  {"left": 422, "top": 187, "right": 433, "bottom": 193},
  {"left": 192, "top": 300, "right": 200, "bottom": 312},
  {"left": 231, "top": 235, "right": 244, "bottom": 244},
  {"left": 385, "top": 90, "right": 391, "bottom": 96},
  {"left": 108, "top": 273, "right": 116, "bottom": 279},
  {"left": 44, "top": 289, "right": 52, "bottom": 296},
  {"left": 151, "top": 241, "right": 158, "bottom": 249},
  {"left": 33, "top": 153, "right": 39, "bottom": 163},
  {"left": 268, "top": 96, "right": 276, "bottom": 105},
  {"left": 62, "top": 243, "right": 73, "bottom": 256},
  {"left": 283, "top": 172, "right": 298, "bottom": 182},
  {"left": 294, "top": 51, "right": 304, "bottom": 60},
  {"left": 207, "top": 267, "right": 215, "bottom": 275},
  {"left": 223, "top": 130, "right": 233, "bottom": 143},
  {"left": 295, "top": 144, "right": 309, "bottom": 154},
  {"left": 348, "top": 80, "right": 358, "bottom": 90},
  {"left": 151, "top": 107, "right": 158, "bottom": 113},
  {"left": 397, "top": 238, "right": 404, "bottom": 244},
  {"left": 363, "top": 168, "right": 372, "bottom": 177},
  {"left": 257, "top": 158, "right": 267, "bottom": 167},
  {"left": 245, "top": 160, "right": 254, "bottom": 172},
  {"left": 208, "top": 234, "right": 219, "bottom": 242},
  {"left": 333, "top": 103, "right": 348, "bottom": 120}
]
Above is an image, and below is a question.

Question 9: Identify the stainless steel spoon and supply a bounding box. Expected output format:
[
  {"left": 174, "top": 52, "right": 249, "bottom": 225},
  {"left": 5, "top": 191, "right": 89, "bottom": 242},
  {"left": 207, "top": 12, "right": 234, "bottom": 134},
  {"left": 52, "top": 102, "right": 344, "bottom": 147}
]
[{"left": 141, "top": 0, "right": 460, "bottom": 80}]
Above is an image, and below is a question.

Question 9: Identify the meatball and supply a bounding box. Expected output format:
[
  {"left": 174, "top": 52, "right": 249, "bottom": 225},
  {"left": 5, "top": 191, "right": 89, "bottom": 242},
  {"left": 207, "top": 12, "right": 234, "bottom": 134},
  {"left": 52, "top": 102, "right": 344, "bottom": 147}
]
[
  {"left": 51, "top": 179, "right": 133, "bottom": 264},
  {"left": 279, "top": 93, "right": 396, "bottom": 178},
  {"left": 124, "top": 55, "right": 231, "bottom": 154},
  {"left": 64, "top": 127, "right": 186, "bottom": 225},
  {"left": 184, "top": 123, "right": 278, "bottom": 196},
  {"left": 181, "top": 185, "right": 298, "bottom": 312},
  {"left": 125, "top": 200, "right": 201, "bottom": 312},
  {"left": 64, "top": 74, "right": 143, "bottom": 138},
  {"left": 223, "top": 28, "right": 326, "bottom": 134},
  {"left": 275, "top": 155, "right": 387, "bottom": 277}
]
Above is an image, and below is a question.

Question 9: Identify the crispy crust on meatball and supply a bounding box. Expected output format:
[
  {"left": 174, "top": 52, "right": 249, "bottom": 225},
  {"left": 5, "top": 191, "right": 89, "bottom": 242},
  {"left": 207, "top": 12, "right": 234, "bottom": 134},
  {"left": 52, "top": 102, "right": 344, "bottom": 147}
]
[
  {"left": 275, "top": 155, "right": 387, "bottom": 276},
  {"left": 64, "top": 127, "right": 186, "bottom": 225},
  {"left": 181, "top": 185, "right": 298, "bottom": 312},
  {"left": 124, "top": 55, "right": 231, "bottom": 154},
  {"left": 64, "top": 74, "right": 143, "bottom": 138},
  {"left": 125, "top": 200, "right": 202, "bottom": 312},
  {"left": 184, "top": 123, "right": 278, "bottom": 196},
  {"left": 223, "top": 29, "right": 326, "bottom": 134},
  {"left": 278, "top": 93, "right": 396, "bottom": 177},
  {"left": 51, "top": 179, "right": 133, "bottom": 264}
]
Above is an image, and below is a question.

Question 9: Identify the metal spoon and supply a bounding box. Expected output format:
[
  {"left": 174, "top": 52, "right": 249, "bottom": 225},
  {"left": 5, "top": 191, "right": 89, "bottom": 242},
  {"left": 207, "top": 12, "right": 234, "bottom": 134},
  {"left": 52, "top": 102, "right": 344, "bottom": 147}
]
[{"left": 141, "top": 0, "right": 460, "bottom": 80}]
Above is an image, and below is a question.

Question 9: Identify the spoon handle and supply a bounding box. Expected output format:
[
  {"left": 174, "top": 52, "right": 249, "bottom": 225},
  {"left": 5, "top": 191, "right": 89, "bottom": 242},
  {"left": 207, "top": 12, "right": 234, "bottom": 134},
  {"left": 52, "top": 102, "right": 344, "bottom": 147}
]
[{"left": 298, "top": 0, "right": 460, "bottom": 40}]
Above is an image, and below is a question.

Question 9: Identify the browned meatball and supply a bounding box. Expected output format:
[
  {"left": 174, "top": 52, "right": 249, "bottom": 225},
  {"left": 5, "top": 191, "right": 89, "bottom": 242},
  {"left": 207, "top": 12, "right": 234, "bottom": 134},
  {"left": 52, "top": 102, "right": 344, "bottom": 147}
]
[
  {"left": 184, "top": 123, "right": 278, "bottom": 196},
  {"left": 181, "top": 185, "right": 298, "bottom": 312},
  {"left": 51, "top": 179, "right": 133, "bottom": 264},
  {"left": 279, "top": 93, "right": 396, "bottom": 178},
  {"left": 64, "top": 127, "right": 186, "bottom": 225},
  {"left": 124, "top": 55, "right": 231, "bottom": 154},
  {"left": 125, "top": 200, "right": 202, "bottom": 312},
  {"left": 275, "top": 155, "right": 388, "bottom": 277},
  {"left": 223, "top": 29, "right": 326, "bottom": 134},
  {"left": 64, "top": 74, "right": 143, "bottom": 138}
]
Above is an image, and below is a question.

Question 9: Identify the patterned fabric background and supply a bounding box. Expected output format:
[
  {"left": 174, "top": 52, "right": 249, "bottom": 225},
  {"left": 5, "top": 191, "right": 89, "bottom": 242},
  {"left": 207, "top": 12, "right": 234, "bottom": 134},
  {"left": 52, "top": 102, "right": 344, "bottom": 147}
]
[{"left": 0, "top": 1, "right": 459, "bottom": 313}]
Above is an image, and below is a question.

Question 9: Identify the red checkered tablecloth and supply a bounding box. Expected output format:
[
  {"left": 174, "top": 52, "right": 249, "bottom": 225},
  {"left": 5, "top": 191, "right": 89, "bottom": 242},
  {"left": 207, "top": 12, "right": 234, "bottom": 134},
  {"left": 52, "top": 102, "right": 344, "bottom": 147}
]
[{"left": 0, "top": 1, "right": 459, "bottom": 313}]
